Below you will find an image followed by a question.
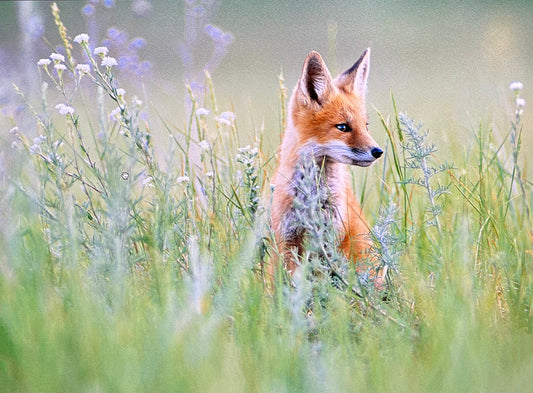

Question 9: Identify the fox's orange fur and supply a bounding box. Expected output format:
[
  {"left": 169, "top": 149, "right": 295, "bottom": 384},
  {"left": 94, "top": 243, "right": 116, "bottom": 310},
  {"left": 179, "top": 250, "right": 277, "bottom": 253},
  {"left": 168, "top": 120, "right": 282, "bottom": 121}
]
[{"left": 270, "top": 49, "right": 382, "bottom": 278}]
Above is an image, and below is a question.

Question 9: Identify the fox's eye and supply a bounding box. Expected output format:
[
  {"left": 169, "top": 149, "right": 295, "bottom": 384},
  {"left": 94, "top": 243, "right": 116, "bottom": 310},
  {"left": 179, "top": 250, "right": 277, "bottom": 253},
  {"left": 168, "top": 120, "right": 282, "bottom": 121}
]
[{"left": 335, "top": 123, "right": 350, "bottom": 132}]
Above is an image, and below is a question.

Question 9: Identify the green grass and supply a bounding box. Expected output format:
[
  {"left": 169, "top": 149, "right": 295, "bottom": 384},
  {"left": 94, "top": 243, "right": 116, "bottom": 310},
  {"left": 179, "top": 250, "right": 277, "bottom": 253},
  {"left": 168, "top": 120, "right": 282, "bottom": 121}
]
[{"left": 1, "top": 9, "right": 533, "bottom": 393}]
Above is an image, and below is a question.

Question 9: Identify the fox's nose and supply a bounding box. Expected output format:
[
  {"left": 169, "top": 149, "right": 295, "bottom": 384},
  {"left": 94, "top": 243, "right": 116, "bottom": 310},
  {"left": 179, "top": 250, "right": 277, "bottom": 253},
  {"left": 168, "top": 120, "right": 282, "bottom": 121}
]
[{"left": 371, "top": 147, "right": 383, "bottom": 159}]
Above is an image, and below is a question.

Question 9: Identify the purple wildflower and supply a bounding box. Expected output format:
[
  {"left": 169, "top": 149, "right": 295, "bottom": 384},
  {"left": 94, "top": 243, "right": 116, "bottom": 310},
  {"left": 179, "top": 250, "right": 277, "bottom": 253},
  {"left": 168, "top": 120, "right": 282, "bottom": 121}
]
[{"left": 82, "top": 4, "right": 95, "bottom": 16}]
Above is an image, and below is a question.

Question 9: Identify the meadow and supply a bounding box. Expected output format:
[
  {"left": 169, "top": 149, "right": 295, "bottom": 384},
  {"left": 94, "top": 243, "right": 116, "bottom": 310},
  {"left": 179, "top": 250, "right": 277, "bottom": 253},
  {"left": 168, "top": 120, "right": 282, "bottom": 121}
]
[{"left": 1, "top": 1, "right": 532, "bottom": 392}]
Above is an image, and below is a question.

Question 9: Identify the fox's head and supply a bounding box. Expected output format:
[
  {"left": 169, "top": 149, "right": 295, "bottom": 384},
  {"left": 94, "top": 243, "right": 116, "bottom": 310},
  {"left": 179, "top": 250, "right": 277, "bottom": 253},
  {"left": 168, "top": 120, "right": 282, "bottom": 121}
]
[{"left": 290, "top": 49, "right": 382, "bottom": 167}]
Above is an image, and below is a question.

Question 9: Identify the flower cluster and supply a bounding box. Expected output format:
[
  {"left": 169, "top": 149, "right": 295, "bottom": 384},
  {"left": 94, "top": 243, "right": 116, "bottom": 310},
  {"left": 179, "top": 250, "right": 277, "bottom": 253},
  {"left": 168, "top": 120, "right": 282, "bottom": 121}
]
[
  {"left": 178, "top": 0, "right": 233, "bottom": 101},
  {"left": 196, "top": 108, "right": 210, "bottom": 118},
  {"left": 199, "top": 139, "right": 210, "bottom": 151},
  {"left": 29, "top": 134, "right": 47, "bottom": 155},
  {"left": 215, "top": 111, "right": 235, "bottom": 127},
  {"left": 76, "top": 64, "right": 91, "bottom": 74},
  {"left": 236, "top": 145, "right": 258, "bottom": 167},
  {"left": 37, "top": 52, "right": 69, "bottom": 75},
  {"left": 236, "top": 145, "right": 260, "bottom": 216},
  {"left": 509, "top": 81, "right": 526, "bottom": 116},
  {"left": 177, "top": 175, "right": 190, "bottom": 185},
  {"left": 204, "top": 24, "right": 234, "bottom": 47},
  {"left": 94, "top": 46, "right": 109, "bottom": 56},
  {"left": 73, "top": 33, "right": 89, "bottom": 44},
  {"left": 55, "top": 103, "right": 75, "bottom": 116},
  {"left": 100, "top": 27, "right": 152, "bottom": 78},
  {"left": 79, "top": 0, "right": 151, "bottom": 78}
]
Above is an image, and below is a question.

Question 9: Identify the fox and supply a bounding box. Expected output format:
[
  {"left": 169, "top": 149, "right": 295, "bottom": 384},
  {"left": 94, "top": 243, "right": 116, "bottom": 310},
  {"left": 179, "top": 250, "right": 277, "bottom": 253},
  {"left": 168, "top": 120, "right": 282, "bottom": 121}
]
[{"left": 270, "top": 49, "right": 383, "bottom": 280}]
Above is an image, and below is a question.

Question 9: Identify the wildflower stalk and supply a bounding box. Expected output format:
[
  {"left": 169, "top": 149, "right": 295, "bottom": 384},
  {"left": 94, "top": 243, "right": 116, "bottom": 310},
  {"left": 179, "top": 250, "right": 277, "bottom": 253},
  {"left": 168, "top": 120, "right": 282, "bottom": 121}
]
[
  {"left": 371, "top": 201, "right": 401, "bottom": 282},
  {"left": 375, "top": 93, "right": 411, "bottom": 240},
  {"left": 506, "top": 85, "right": 529, "bottom": 223},
  {"left": 67, "top": 114, "right": 104, "bottom": 226},
  {"left": 185, "top": 85, "right": 197, "bottom": 174},
  {"left": 51, "top": 3, "right": 74, "bottom": 69},
  {"left": 399, "top": 113, "right": 452, "bottom": 235},
  {"left": 78, "top": 39, "right": 157, "bottom": 183},
  {"left": 236, "top": 145, "right": 260, "bottom": 219},
  {"left": 205, "top": 71, "right": 218, "bottom": 114}
]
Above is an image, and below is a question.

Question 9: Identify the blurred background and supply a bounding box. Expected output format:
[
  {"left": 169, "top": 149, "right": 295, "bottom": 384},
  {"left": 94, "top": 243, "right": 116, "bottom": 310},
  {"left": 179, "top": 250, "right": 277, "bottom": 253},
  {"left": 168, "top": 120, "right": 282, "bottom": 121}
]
[{"left": 1, "top": 0, "right": 532, "bottom": 157}]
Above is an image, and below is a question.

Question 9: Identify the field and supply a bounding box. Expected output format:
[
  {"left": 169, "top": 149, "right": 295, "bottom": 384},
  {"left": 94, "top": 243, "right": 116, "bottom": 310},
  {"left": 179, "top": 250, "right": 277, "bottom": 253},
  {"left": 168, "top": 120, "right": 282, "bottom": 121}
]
[{"left": 1, "top": 1, "right": 532, "bottom": 392}]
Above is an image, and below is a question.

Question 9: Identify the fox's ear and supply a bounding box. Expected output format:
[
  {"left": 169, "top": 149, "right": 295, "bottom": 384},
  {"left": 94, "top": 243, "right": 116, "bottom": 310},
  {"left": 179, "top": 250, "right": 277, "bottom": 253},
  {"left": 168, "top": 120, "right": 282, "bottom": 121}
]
[
  {"left": 297, "top": 51, "right": 333, "bottom": 106},
  {"left": 335, "top": 48, "right": 370, "bottom": 98}
]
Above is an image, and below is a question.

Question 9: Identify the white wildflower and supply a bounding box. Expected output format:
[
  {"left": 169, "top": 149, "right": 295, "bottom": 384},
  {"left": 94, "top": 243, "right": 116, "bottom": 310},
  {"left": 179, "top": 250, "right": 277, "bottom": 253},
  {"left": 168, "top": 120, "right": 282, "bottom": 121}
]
[
  {"left": 30, "top": 144, "right": 41, "bottom": 155},
  {"left": 509, "top": 81, "right": 523, "bottom": 91},
  {"left": 237, "top": 144, "right": 259, "bottom": 157},
  {"left": 75, "top": 63, "right": 91, "bottom": 74},
  {"left": 236, "top": 145, "right": 259, "bottom": 167},
  {"left": 205, "top": 171, "right": 214, "bottom": 178},
  {"left": 101, "top": 56, "right": 118, "bottom": 67},
  {"left": 116, "top": 88, "right": 126, "bottom": 97},
  {"left": 132, "top": 96, "right": 143, "bottom": 106},
  {"left": 215, "top": 111, "right": 235, "bottom": 126},
  {"left": 142, "top": 176, "right": 154, "bottom": 186},
  {"left": 50, "top": 53, "right": 65, "bottom": 62},
  {"left": 37, "top": 58, "right": 51, "bottom": 66},
  {"left": 48, "top": 152, "right": 63, "bottom": 165},
  {"left": 55, "top": 103, "right": 75, "bottom": 116},
  {"left": 199, "top": 139, "right": 210, "bottom": 151},
  {"left": 237, "top": 145, "right": 251, "bottom": 154},
  {"left": 54, "top": 64, "right": 67, "bottom": 71},
  {"left": 93, "top": 46, "right": 109, "bottom": 56},
  {"left": 9, "top": 127, "right": 19, "bottom": 135},
  {"left": 33, "top": 135, "right": 46, "bottom": 145},
  {"left": 196, "top": 108, "right": 210, "bottom": 117},
  {"left": 109, "top": 107, "right": 122, "bottom": 121},
  {"left": 11, "top": 141, "right": 18, "bottom": 149},
  {"left": 73, "top": 33, "right": 89, "bottom": 44},
  {"left": 177, "top": 175, "right": 190, "bottom": 185},
  {"left": 516, "top": 98, "right": 526, "bottom": 108}
]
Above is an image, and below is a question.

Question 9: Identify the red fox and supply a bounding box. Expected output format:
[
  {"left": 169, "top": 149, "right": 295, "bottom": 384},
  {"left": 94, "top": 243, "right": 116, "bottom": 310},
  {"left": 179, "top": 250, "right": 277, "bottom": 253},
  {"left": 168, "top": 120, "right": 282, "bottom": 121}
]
[{"left": 270, "top": 49, "right": 383, "bottom": 279}]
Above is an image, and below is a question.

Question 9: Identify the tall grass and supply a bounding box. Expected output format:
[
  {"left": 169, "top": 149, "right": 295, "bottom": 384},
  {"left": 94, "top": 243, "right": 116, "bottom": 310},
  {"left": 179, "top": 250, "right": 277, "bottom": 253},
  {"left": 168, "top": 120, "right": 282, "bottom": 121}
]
[{"left": 1, "top": 6, "right": 532, "bottom": 392}]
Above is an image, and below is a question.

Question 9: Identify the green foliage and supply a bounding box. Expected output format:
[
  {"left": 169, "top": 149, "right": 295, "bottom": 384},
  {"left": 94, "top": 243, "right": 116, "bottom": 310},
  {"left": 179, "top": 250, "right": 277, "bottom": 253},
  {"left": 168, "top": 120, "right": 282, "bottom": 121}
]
[{"left": 1, "top": 7, "right": 533, "bottom": 393}]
